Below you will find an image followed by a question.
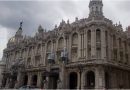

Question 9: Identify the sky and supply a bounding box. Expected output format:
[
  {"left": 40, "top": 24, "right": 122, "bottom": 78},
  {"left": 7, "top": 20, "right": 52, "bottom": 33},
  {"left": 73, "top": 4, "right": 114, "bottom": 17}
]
[{"left": 0, "top": 0, "right": 130, "bottom": 59}]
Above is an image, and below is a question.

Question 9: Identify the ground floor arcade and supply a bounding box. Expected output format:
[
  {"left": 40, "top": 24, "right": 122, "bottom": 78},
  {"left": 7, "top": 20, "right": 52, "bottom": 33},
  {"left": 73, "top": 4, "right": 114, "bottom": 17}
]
[{"left": 1, "top": 65, "right": 130, "bottom": 89}]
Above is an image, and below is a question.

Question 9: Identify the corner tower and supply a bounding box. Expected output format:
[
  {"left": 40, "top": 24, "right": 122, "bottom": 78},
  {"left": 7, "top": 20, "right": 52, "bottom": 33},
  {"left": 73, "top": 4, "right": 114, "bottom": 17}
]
[{"left": 89, "top": 0, "right": 104, "bottom": 18}]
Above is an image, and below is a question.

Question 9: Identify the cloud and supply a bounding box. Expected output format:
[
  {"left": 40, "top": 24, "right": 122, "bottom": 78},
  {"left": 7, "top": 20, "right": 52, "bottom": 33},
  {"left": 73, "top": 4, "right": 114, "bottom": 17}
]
[
  {"left": 0, "top": 25, "right": 15, "bottom": 59},
  {"left": 0, "top": 0, "right": 130, "bottom": 59}
]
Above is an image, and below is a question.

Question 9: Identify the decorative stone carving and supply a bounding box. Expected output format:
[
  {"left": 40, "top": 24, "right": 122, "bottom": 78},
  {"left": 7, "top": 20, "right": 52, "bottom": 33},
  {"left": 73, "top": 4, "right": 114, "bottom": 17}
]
[
  {"left": 57, "top": 79, "right": 62, "bottom": 89},
  {"left": 43, "top": 80, "right": 48, "bottom": 89}
]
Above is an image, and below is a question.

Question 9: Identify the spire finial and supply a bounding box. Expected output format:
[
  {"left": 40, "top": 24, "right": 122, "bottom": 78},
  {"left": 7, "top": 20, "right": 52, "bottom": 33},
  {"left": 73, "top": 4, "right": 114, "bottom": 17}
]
[{"left": 19, "top": 21, "right": 23, "bottom": 30}]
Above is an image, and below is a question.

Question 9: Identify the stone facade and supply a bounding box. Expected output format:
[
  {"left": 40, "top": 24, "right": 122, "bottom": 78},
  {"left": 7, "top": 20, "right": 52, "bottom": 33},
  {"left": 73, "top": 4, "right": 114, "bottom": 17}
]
[
  {"left": 1, "top": 0, "right": 130, "bottom": 89},
  {"left": 0, "top": 60, "right": 5, "bottom": 88}
]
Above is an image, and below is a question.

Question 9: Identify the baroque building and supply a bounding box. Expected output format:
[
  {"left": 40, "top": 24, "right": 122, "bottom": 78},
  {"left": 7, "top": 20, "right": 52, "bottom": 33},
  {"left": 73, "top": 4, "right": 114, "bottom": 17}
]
[{"left": 1, "top": 0, "right": 130, "bottom": 89}]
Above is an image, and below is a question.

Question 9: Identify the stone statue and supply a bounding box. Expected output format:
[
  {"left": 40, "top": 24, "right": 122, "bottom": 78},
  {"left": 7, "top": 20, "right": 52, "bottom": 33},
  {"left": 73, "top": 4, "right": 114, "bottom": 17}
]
[
  {"left": 57, "top": 79, "right": 62, "bottom": 89},
  {"left": 20, "top": 21, "right": 23, "bottom": 28},
  {"left": 43, "top": 80, "right": 48, "bottom": 89}
]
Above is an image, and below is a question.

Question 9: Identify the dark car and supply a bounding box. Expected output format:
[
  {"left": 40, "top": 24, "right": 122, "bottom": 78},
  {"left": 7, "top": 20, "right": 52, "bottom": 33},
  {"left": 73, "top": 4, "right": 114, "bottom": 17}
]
[{"left": 19, "top": 85, "right": 39, "bottom": 89}]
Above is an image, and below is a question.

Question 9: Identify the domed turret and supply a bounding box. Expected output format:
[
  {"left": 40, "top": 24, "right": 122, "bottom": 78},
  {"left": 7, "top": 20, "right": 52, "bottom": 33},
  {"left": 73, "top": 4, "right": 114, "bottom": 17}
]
[{"left": 89, "top": 0, "right": 104, "bottom": 18}]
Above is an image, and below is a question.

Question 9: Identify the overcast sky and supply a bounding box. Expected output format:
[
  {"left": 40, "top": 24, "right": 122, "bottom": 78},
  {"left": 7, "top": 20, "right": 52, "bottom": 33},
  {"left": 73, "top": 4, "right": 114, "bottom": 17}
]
[{"left": 0, "top": 0, "right": 130, "bottom": 59}]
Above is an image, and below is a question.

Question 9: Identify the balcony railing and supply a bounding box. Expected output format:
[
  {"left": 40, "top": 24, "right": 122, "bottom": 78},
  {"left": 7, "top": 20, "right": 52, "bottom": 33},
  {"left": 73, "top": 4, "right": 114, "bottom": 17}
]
[{"left": 96, "top": 41, "right": 101, "bottom": 48}]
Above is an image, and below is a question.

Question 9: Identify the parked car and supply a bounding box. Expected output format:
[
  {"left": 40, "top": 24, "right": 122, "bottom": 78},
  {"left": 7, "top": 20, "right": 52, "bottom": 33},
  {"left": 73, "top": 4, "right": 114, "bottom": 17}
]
[{"left": 19, "top": 85, "right": 39, "bottom": 89}]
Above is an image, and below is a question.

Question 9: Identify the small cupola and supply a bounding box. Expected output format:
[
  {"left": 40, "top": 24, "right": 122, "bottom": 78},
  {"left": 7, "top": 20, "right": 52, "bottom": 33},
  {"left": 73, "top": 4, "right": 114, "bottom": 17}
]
[{"left": 89, "top": 0, "right": 104, "bottom": 18}]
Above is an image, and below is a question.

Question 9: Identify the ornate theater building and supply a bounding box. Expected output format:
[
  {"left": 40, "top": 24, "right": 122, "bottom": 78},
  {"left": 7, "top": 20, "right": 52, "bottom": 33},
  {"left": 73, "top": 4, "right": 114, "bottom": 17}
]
[{"left": 1, "top": 0, "right": 130, "bottom": 89}]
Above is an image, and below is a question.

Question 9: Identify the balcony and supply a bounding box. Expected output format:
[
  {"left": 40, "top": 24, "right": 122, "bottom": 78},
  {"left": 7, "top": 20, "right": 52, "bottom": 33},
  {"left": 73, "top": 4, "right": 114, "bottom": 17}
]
[
  {"left": 96, "top": 41, "right": 101, "bottom": 48},
  {"left": 87, "top": 41, "right": 91, "bottom": 46},
  {"left": 72, "top": 44, "right": 78, "bottom": 50}
]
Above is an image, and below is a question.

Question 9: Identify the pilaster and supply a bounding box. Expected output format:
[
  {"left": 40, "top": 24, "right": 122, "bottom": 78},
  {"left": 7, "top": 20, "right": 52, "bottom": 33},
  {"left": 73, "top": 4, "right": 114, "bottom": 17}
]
[
  {"left": 91, "top": 28, "right": 96, "bottom": 59},
  {"left": 95, "top": 66, "right": 105, "bottom": 89},
  {"left": 27, "top": 73, "right": 32, "bottom": 86},
  {"left": 78, "top": 33, "right": 82, "bottom": 59},
  {"left": 101, "top": 30, "right": 106, "bottom": 60},
  {"left": 37, "top": 72, "right": 42, "bottom": 88}
]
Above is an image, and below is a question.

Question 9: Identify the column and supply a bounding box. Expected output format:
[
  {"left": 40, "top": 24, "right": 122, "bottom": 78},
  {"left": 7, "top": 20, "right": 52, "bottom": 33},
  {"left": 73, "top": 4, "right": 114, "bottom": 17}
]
[
  {"left": 15, "top": 72, "right": 22, "bottom": 88},
  {"left": 44, "top": 43, "right": 47, "bottom": 65},
  {"left": 85, "top": 31, "right": 88, "bottom": 59},
  {"left": 59, "top": 63, "right": 65, "bottom": 89},
  {"left": 32, "top": 46, "right": 36, "bottom": 66},
  {"left": 95, "top": 66, "right": 105, "bottom": 89},
  {"left": 41, "top": 44, "right": 44, "bottom": 65},
  {"left": 122, "top": 42, "right": 125, "bottom": 64},
  {"left": 37, "top": 72, "right": 42, "bottom": 88},
  {"left": 117, "top": 39, "right": 120, "bottom": 62},
  {"left": 81, "top": 71, "right": 85, "bottom": 89},
  {"left": 78, "top": 34, "right": 82, "bottom": 59},
  {"left": 77, "top": 72, "right": 80, "bottom": 89},
  {"left": 91, "top": 29, "right": 96, "bottom": 59},
  {"left": 107, "top": 32, "right": 111, "bottom": 61},
  {"left": 27, "top": 73, "right": 32, "bottom": 86},
  {"left": 83, "top": 32, "right": 86, "bottom": 58},
  {"left": 5, "top": 78, "right": 9, "bottom": 88}
]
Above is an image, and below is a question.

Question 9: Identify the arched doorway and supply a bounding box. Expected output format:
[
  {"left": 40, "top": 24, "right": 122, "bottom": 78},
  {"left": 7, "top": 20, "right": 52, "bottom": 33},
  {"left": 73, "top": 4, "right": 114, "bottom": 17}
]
[
  {"left": 49, "top": 73, "right": 59, "bottom": 89},
  {"left": 31, "top": 75, "right": 37, "bottom": 86},
  {"left": 86, "top": 71, "right": 95, "bottom": 89},
  {"left": 105, "top": 72, "right": 109, "bottom": 89},
  {"left": 2, "top": 76, "right": 7, "bottom": 88},
  {"left": 69, "top": 72, "right": 78, "bottom": 89},
  {"left": 23, "top": 75, "right": 28, "bottom": 86}
]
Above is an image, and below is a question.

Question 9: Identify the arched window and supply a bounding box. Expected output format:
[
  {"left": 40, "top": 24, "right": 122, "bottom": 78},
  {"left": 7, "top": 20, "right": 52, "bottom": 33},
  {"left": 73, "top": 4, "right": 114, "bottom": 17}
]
[
  {"left": 96, "top": 29, "right": 101, "bottom": 59},
  {"left": 72, "top": 33, "right": 78, "bottom": 46},
  {"left": 28, "top": 47, "right": 32, "bottom": 56},
  {"left": 37, "top": 44, "right": 41, "bottom": 54},
  {"left": 27, "top": 57, "right": 31, "bottom": 66},
  {"left": 23, "top": 75, "right": 28, "bottom": 86},
  {"left": 37, "top": 44, "right": 41, "bottom": 51},
  {"left": 105, "top": 72, "right": 109, "bottom": 89},
  {"left": 69, "top": 72, "right": 78, "bottom": 89},
  {"left": 124, "top": 41, "right": 127, "bottom": 52},
  {"left": 47, "top": 41, "right": 51, "bottom": 52},
  {"left": 96, "top": 29, "right": 101, "bottom": 42},
  {"left": 58, "top": 37, "right": 64, "bottom": 49},
  {"left": 119, "top": 38, "right": 122, "bottom": 49},
  {"left": 113, "top": 35, "right": 116, "bottom": 47},
  {"left": 87, "top": 30, "right": 91, "bottom": 43},
  {"left": 31, "top": 75, "right": 37, "bottom": 86},
  {"left": 35, "top": 56, "right": 41, "bottom": 66},
  {"left": 96, "top": 6, "right": 98, "bottom": 11},
  {"left": 86, "top": 71, "right": 95, "bottom": 89}
]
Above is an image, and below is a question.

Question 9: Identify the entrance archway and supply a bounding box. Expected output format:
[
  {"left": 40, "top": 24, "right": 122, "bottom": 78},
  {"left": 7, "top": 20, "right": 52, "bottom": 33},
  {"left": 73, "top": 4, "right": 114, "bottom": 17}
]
[
  {"left": 105, "top": 72, "right": 109, "bottom": 89},
  {"left": 49, "top": 73, "right": 59, "bottom": 89},
  {"left": 23, "top": 75, "right": 28, "bottom": 86},
  {"left": 31, "top": 75, "right": 37, "bottom": 86},
  {"left": 69, "top": 72, "right": 78, "bottom": 89},
  {"left": 2, "top": 77, "right": 7, "bottom": 88},
  {"left": 86, "top": 71, "right": 95, "bottom": 89}
]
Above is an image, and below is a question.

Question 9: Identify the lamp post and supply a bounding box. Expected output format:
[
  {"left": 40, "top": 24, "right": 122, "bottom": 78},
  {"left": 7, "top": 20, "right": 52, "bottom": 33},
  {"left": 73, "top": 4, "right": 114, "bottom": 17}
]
[{"left": 77, "top": 64, "right": 83, "bottom": 90}]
